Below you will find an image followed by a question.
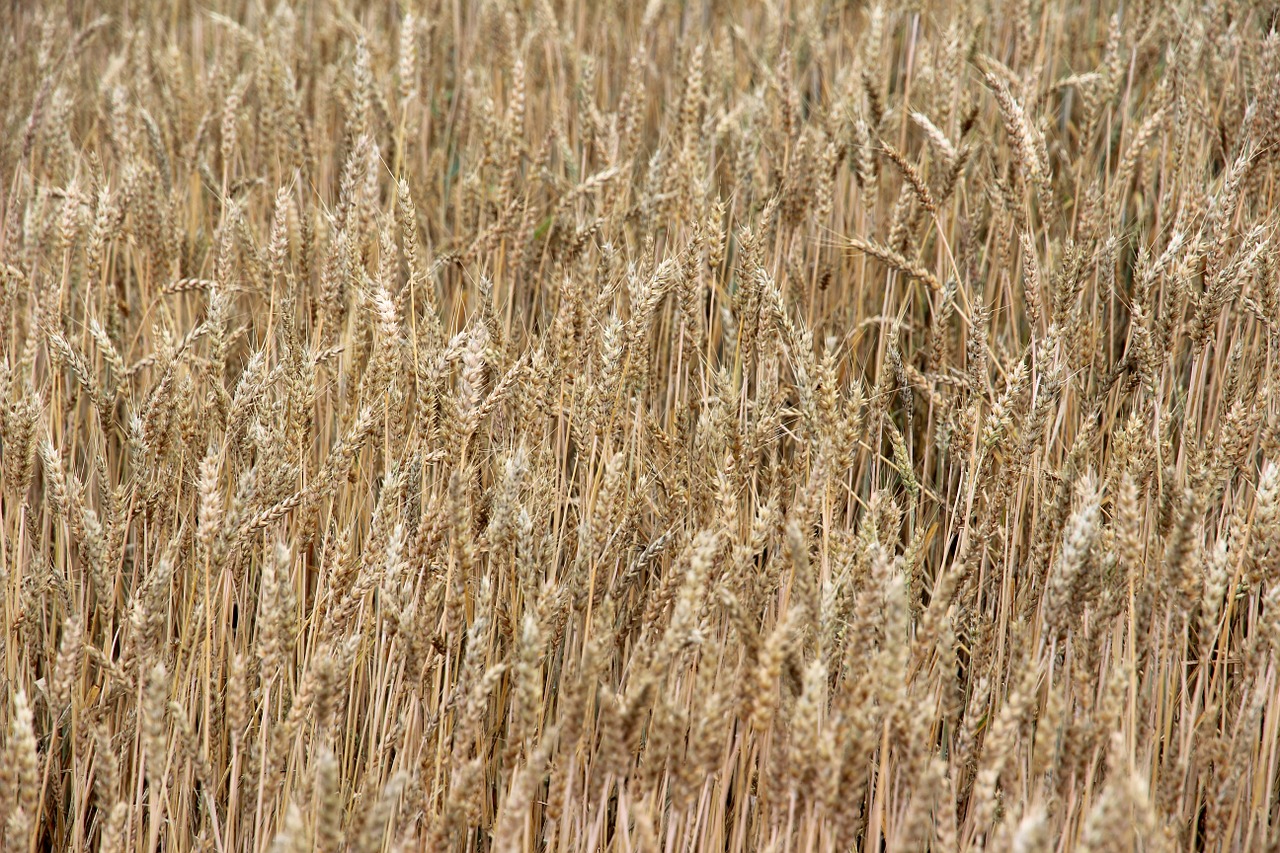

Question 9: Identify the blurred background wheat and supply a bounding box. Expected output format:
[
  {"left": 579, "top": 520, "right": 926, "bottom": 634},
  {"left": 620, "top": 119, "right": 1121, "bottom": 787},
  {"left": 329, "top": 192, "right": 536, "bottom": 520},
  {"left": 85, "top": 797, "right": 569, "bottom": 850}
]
[{"left": 2, "top": 0, "right": 1280, "bottom": 850}]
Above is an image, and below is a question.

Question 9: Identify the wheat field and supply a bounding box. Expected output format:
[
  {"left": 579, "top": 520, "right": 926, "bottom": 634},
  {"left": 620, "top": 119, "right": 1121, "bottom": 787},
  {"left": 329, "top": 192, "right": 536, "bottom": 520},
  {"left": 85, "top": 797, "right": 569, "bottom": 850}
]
[{"left": 3, "top": 0, "right": 1280, "bottom": 850}]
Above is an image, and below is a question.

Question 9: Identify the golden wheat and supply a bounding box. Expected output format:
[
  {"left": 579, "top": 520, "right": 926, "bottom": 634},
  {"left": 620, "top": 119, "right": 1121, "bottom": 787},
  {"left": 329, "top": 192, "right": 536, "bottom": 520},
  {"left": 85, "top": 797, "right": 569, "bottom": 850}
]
[{"left": 2, "top": 0, "right": 1280, "bottom": 850}]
